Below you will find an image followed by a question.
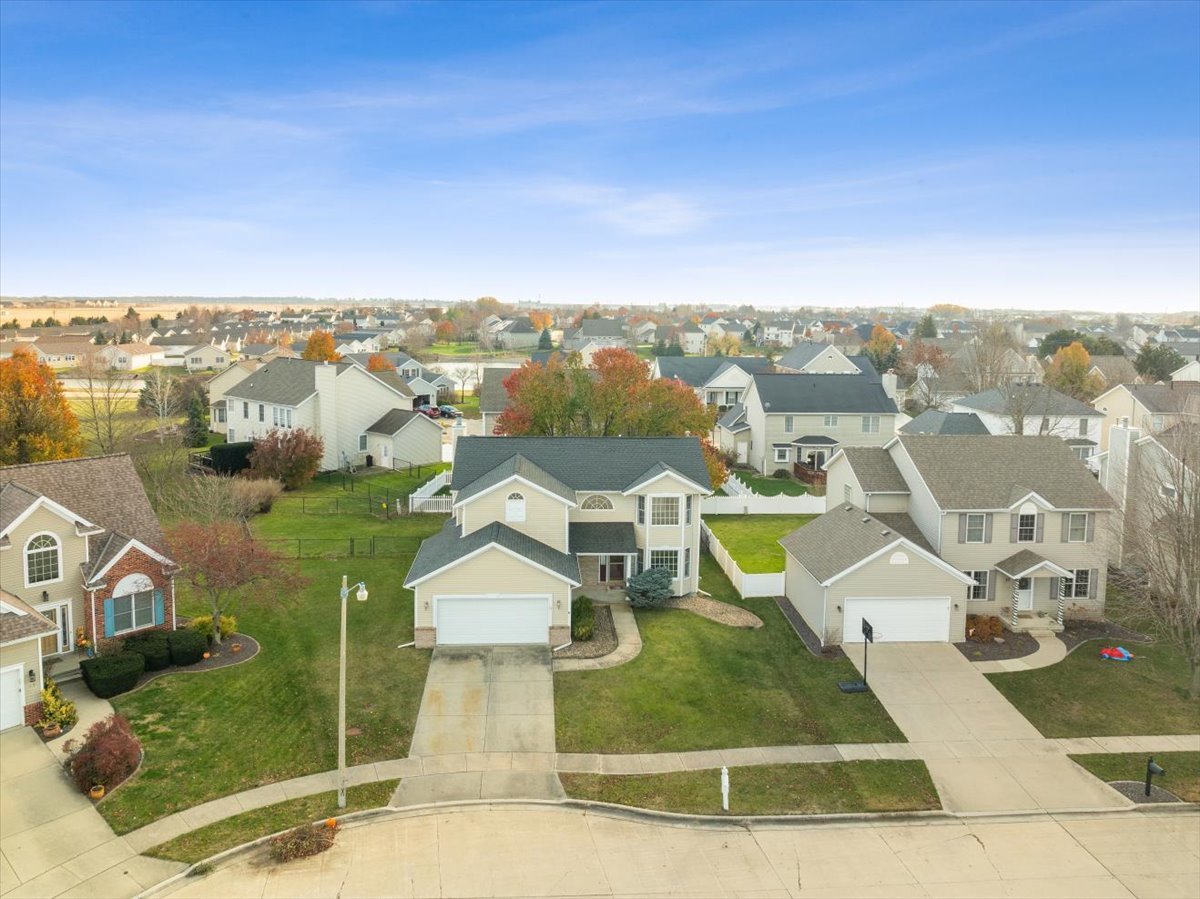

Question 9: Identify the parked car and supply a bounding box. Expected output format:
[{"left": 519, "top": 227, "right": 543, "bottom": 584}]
[
  {"left": 417, "top": 404, "right": 441, "bottom": 418},
  {"left": 439, "top": 404, "right": 462, "bottom": 418}
]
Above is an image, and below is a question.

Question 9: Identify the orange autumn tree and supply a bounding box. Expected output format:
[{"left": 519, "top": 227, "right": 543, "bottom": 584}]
[
  {"left": 0, "top": 347, "right": 83, "bottom": 464},
  {"left": 1044, "top": 341, "right": 1104, "bottom": 401},
  {"left": 366, "top": 353, "right": 396, "bottom": 372},
  {"left": 528, "top": 310, "right": 553, "bottom": 333},
  {"left": 301, "top": 330, "right": 340, "bottom": 362}
]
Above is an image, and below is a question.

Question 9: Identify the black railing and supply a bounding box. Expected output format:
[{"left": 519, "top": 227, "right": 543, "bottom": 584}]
[{"left": 259, "top": 535, "right": 423, "bottom": 559}]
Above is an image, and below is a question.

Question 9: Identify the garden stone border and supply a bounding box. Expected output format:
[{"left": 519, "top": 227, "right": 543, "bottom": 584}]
[{"left": 661, "top": 595, "right": 763, "bottom": 629}]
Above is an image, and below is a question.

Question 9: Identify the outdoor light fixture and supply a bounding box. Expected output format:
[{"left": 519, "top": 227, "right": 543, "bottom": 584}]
[
  {"left": 336, "top": 576, "right": 368, "bottom": 809},
  {"left": 28, "top": 669, "right": 36, "bottom": 683},
  {"left": 41, "top": 590, "right": 49, "bottom": 602}
]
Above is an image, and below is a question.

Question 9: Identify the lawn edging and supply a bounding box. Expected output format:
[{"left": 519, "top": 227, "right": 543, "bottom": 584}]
[{"left": 700, "top": 520, "right": 784, "bottom": 598}]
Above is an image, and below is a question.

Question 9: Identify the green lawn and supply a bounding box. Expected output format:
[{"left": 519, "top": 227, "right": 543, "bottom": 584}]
[
  {"left": 986, "top": 589, "right": 1200, "bottom": 738},
  {"left": 449, "top": 393, "right": 481, "bottom": 418},
  {"left": 562, "top": 761, "right": 939, "bottom": 816},
  {"left": 554, "top": 552, "right": 902, "bottom": 753},
  {"left": 703, "top": 515, "right": 816, "bottom": 572},
  {"left": 145, "top": 780, "right": 398, "bottom": 864},
  {"left": 1069, "top": 752, "right": 1200, "bottom": 802},
  {"left": 729, "top": 471, "right": 808, "bottom": 497},
  {"left": 100, "top": 476, "right": 445, "bottom": 834},
  {"left": 427, "top": 341, "right": 481, "bottom": 355}
]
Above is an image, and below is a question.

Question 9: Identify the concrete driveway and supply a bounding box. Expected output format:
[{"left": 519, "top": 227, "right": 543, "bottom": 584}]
[
  {"left": 394, "top": 646, "right": 563, "bottom": 805},
  {"left": 0, "top": 726, "right": 182, "bottom": 898},
  {"left": 846, "top": 643, "right": 1130, "bottom": 813}
]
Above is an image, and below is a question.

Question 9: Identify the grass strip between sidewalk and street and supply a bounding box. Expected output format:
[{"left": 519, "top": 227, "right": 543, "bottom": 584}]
[
  {"left": 144, "top": 780, "right": 399, "bottom": 865},
  {"left": 1069, "top": 752, "right": 1200, "bottom": 802},
  {"left": 560, "top": 760, "right": 940, "bottom": 816}
]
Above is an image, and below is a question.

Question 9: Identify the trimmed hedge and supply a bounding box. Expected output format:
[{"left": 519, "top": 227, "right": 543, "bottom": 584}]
[
  {"left": 572, "top": 596, "right": 596, "bottom": 641},
  {"left": 80, "top": 652, "right": 146, "bottom": 699},
  {"left": 168, "top": 629, "right": 208, "bottom": 666},
  {"left": 209, "top": 441, "right": 254, "bottom": 475},
  {"left": 123, "top": 631, "right": 171, "bottom": 671}
]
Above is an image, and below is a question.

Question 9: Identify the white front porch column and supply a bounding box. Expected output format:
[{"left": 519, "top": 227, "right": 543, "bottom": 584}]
[
  {"left": 1010, "top": 579, "right": 1020, "bottom": 629},
  {"left": 1057, "top": 577, "right": 1067, "bottom": 625}
]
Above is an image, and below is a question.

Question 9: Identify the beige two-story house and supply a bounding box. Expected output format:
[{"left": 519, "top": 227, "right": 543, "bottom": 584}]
[
  {"left": 1091, "top": 382, "right": 1200, "bottom": 451},
  {"left": 1, "top": 455, "right": 177, "bottom": 729},
  {"left": 403, "top": 437, "right": 712, "bottom": 647},
  {"left": 779, "top": 436, "right": 1114, "bottom": 646}
]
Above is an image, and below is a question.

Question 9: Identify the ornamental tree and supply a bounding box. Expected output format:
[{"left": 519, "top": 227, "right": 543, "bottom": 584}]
[
  {"left": 247, "top": 427, "right": 325, "bottom": 489},
  {"left": 863, "top": 325, "right": 900, "bottom": 373},
  {"left": 1043, "top": 342, "right": 1103, "bottom": 400},
  {"left": 301, "top": 330, "right": 341, "bottom": 362},
  {"left": 366, "top": 353, "right": 396, "bottom": 372},
  {"left": 0, "top": 347, "right": 83, "bottom": 464}
]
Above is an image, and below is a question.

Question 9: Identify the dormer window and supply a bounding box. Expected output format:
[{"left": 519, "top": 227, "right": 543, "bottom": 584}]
[
  {"left": 581, "top": 495, "right": 613, "bottom": 511},
  {"left": 505, "top": 492, "right": 526, "bottom": 522},
  {"left": 25, "top": 533, "right": 61, "bottom": 585}
]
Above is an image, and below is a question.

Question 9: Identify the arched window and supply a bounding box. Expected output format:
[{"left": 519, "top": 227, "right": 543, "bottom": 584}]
[
  {"left": 25, "top": 533, "right": 61, "bottom": 585},
  {"left": 888, "top": 551, "right": 909, "bottom": 566},
  {"left": 505, "top": 492, "right": 526, "bottom": 522},
  {"left": 581, "top": 495, "right": 613, "bottom": 511}
]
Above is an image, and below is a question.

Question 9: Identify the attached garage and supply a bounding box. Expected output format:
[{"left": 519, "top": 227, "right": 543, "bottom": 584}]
[
  {"left": 842, "top": 597, "right": 951, "bottom": 644},
  {"left": 434, "top": 596, "right": 550, "bottom": 646}
]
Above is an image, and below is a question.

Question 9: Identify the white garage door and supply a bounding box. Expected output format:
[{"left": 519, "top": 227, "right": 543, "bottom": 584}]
[
  {"left": 1, "top": 665, "right": 25, "bottom": 731},
  {"left": 436, "top": 596, "right": 549, "bottom": 645},
  {"left": 842, "top": 597, "right": 951, "bottom": 644}
]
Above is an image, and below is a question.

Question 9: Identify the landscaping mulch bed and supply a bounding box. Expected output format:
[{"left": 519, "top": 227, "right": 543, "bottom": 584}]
[
  {"left": 954, "top": 631, "right": 1040, "bottom": 663},
  {"left": 131, "top": 632, "right": 261, "bottom": 692},
  {"left": 663, "top": 595, "right": 763, "bottom": 629},
  {"left": 1106, "top": 781, "right": 1183, "bottom": 804},
  {"left": 773, "top": 597, "right": 844, "bottom": 660},
  {"left": 554, "top": 606, "right": 617, "bottom": 659},
  {"left": 1058, "top": 619, "right": 1151, "bottom": 654}
]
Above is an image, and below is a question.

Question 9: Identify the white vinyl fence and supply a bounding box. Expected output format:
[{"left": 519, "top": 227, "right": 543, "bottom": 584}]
[
  {"left": 700, "top": 520, "right": 786, "bottom": 599},
  {"left": 702, "top": 494, "right": 824, "bottom": 515},
  {"left": 407, "top": 470, "right": 453, "bottom": 514},
  {"left": 723, "top": 473, "right": 753, "bottom": 496}
]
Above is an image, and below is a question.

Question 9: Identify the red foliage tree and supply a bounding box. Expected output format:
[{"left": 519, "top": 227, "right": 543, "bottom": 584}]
[
  {"left": 435, "top": 321, "right": 456, "bottom": 342},
  {"left": 247, "top": 428, "right": 325, "bottom": 490},
  {"left": 69, "top": 714, "right": 140, "bottom": 793},
  {"left": 168, "top": 520, "right": 305, "bottom": 644}
]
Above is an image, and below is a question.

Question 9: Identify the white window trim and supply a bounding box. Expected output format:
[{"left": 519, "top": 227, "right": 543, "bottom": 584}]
[
  {"left": 1016, "top": 513, "right": 1037, "bottom": 543},
  {"left": 648, "top": 548, "right": 681, "bottom": 579},
  {"left": 581, "top": 495, "right": 614, "bottom": 511},
  {"left": 784, "top": 415, "right": 794, "bottom": 433},
  {"left": 966, "top": 570, "right": 989, "bottom": 601},
  {"left": 823, "top": 415, "right": 838, "bottom": 427},
  {"left": 773, "top": 446, "right": 789, "bottom": 463},
  {"left": 861, "top": 415, "right": 880, "bottom": 434},
  {"left": 1066, "top": 512, "right": 1088, "bottom": 543},
  {"left": 358, "top": 433, "right": 369, "bottom": 452},
  {"left": 505, "top": 492, "right": 526, "bottom": 523},
  {"left": 1064, "top": 568, "right": 1090, "bottom": 599},
  {"left": 964, "top": 513, "right": 986, "bottom": 544},
  {"left": 112, "top": 590, "right": 155, "bottom": 635},
  {"left": 650, "top": 495, "right": 681, "bottom": 527},
  {"left": 24, "top": 531, "right": 64, "bottom": 588}
]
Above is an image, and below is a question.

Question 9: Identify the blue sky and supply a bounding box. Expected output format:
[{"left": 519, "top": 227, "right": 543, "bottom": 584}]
[{"left": 1, "top": 0, "right": 1197, "bottom": 311}]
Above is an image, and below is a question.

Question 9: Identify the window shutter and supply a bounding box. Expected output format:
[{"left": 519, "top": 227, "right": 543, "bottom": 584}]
[
  {"left": 986, "top": 570, "right": 996, "bottom": 600},
  {"left": 153, "top": 589, "right": 165, "bottom": 626},
  {"left": 984, "top": 514, "right": 993, "bottom": 543},
  {"left": 957, "top": 514, "right": 967, "bottom": 543},
  {"left": 1049, "top": 576, "right": 1059, "bottom": 600},
  {"left": 1009, "top": 514, "right": 1019, "bottom": 543},
  {"left": 1088, "top": 568, "right": 1098, "bottom": 599},
  {"left": 1035, "top": 514, "right": 1044, "bottom": 543},
  {"left": 1085, "top": 514, "right": 1095, "bottom": 543},
  {"left": 103, "top": 599, "right": 115, "bottom": 638},
  {"left": 1060, "top": 512, "right": 1069, "bottom": 542}
]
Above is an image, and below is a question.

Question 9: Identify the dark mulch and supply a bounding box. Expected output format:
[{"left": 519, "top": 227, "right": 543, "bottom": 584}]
[
  {"left": 773, "top": 597, "right": 844, "bottom": 660},
  {"left": 954, "top": 630, "right": 1041, "bottom": 663},
  {"left": 1107, "top": 781, "right": 1184, "bottom": 804},
  {"left": 1058, "top": 619, "right": 1151, "bottom": 653},
  {"left": 130, "top": 631, "right": 261, "bottom": 692},
  {"left": 553, "top": 606, "right": 617, "bottom": 660}
]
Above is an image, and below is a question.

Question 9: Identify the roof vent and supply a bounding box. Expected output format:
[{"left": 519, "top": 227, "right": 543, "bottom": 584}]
[
  {"left": 843, "top": 504, "right": 853, "bottom": 512},
  {"left": 861, "top": 517, "right": 870, "bottom": 523},
  {"left": 880, "top": 529, "right": 891, "bottom": 536}
]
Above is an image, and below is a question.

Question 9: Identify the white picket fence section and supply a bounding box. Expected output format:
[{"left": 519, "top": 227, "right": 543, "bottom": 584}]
[
  {"left": 700, "top": 520, "right": 786, "bottom": 599},
  {"left": 702, "top": 493, "right": 824, "bottom": 515},
  {"left": 723, "top": 473, "right": 753, "bottom": 496},
  {"left": 407, "top": 470, "right": 453, "bottom": 514}
]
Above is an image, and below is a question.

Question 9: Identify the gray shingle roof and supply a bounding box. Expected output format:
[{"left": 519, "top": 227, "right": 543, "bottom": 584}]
[
  {"left": 897, "top": 435, "right": 1115, "bottom": 510},
  {"left": 776, "top": 343, "right": 826, "bottom": 370},
  {"left": 569, "top": 522, "right": 637, "bottom": 555},
  {"left": 480, "top": 367, "right": 513, "bottom": 414},
  {"left": 839, "top": 447, "right": 909, "bottom": 493},
  {"left": 0, "top": 482, "right": 42, "bottom": 534},
  {"left": 1087, "top": 355, "right": 1137, "bottom": 385},
  {"left": 0, "top": 589, "right": 57, "bottom": 644},
  {"left": 226, "top": 357, "right": 347, "bottom": 406},
  {"left": 900, "top": 410, "right": 990, "bottom": 435},
  {"left": 791, "top": 435, "right": 838, "bottom": 446},
  {"left": 576, "top": 319, "right": 626, "bottom": 338},
  {"left": 455, "top": 454, "right": 577, "bottom": 505},
  {"left": 955, "top": 386, "right": 1099, "bottom": 417},
  {"left": 367, "top": 369, "right": 415, "bottom": 397},
  {"left": 716, "top": 404, "right": 747, "bottom": 430},
  {"left": 404, "top": 519, "right": 580, "bottom": 586},
  {"left": 778, "top": 505, "right": 932, "bottom": 583},
  {"left": 994, "top": 549, "right": 1063, "bottom": 578},
  {"left": 450, "top": 437, "right": 712, "bottom": 494},
  {"left": 1126, "top": 383, "right": 1200, "bottom": 413},
  {"left": 751, "top": 374, "right": 897, "bottom": 415},
  {"left": 655, "top": 356, "right": 773, "bottom": 387},
  {"left": 366, "top": 409, "right": 421, "bottom": 435}
]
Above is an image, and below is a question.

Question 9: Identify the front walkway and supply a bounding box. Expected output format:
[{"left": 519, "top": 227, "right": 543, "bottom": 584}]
[
  {"left": 392, "top": 646, "right": 564, "bottom": 806},
  {"left": 158, "top": 804, "right": 1200, "bottom": 898},
  {"left": 972, "top": 632, "right": 1068, "bottom": 673},
  {"left": 845, "top": 643, "right": 1132, "bottom": 813},
  {"left": 0, "top": 727, "right": 183, "bottom": 898},
  {"left": 553, "top": 602, "right": 642, "bottom": 672}
]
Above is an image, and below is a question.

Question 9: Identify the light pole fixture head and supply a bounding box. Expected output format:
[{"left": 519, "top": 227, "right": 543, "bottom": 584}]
[{"left": 356, "top": 583, "right": 369, "bottom": 603}]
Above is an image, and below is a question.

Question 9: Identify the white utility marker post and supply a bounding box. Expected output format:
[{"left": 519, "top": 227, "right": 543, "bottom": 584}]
[
  {"left": 721, "top": 765, "right": 730, "bottom": 812},
  {"left": 337, "top": 575, "right": 369, "bottom": 809}
]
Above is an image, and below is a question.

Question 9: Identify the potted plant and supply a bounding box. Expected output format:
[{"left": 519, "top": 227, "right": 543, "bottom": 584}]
[
  {"left": 202, "top": 651, "right": 211, "bottom": 660},
  {"left": 89, "top": 784, "right": 105, "bottom": 800},
  {"left": 231, "top": 642, "right": 243, "bottom": 653},
  {"left": 40, "top": 722, "right": 63, "bottom": 739}
]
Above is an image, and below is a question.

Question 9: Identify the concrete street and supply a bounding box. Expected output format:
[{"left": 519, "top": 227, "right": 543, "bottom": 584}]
[
  {"left": 845, "top": 643, "right": 1132, "bottom": 813},
  {"left": 160, "top": 804, "right": 1200, "bottom": 898}
]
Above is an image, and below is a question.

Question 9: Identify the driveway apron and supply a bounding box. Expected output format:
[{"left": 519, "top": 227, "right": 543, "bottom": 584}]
[
  {"left": 393, "top": 646, "right": 564, "bottom": 805},
  {"left": 845, "top": 643, "right": 1131, "bottom": 813}
]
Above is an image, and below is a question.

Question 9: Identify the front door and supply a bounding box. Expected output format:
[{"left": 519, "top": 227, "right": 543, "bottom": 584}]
[
  {"left": 1015, "top": 577, "right": 1033, "bottom": 610},
  {"left": 37, "top": 602, "right": 71, "bottom": 655},
  {"left": 599, "top": 555, "right": 625, "bottom": 583}
]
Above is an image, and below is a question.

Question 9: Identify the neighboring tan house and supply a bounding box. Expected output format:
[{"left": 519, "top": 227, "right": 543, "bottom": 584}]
[
  {"left": 493, "top": 318, "right": 541, "bottom": 351},
  {"left": 1086, "top": 355, "right": 1138, "bottom": 391},
  {"left": 1172, "top": 360, "right": 1200, "bottom": 382},
  {"left": 0, "top": 455, "right": 178, "bottom": 728},
  {"left": 564, "top": 319, "right": 630, "bottom": 352},
  {"left": 785, "top": 436, "right": 1114, "bottom": 645},
  {"left": 1091, "top": 382, "right": 1200, "bottom": 451},
  {"left": 27, "top": 338, "right": 97, "bottom": 370},
  {"left": 96, "top": 342, "right": 165, "bottom": 370},
  {"left": 224, "top": 357, "right": 442, "bottom": 470},
  {"left": 716, "top": 373, "right": 898, "bottom": 475},
  {"left": 760, "top": 319, "right": 801, "bottom": 347},
  {"left": 652, "top": 356, "right": 774, "bottom": 413},
  {"left": 679, "top": 323, "right": 707, "bottom": 355},
  {"left": 238, "top": 343, "right": 297, "bottom": 362},
  {"left": 775, "top": 342, "right": 863, "bottom": 375},
  {"left": 207, "top": 359, "right": 261, "bottom": 434},
  {"left": 183, "top": 344, "right": 229, "bottom": 373},
  {"left": 404, "top": 437, "right": 711, "bottom": 647},
  {"left": 950, "top": 386, "right": 1105, "bottom": 461}
]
